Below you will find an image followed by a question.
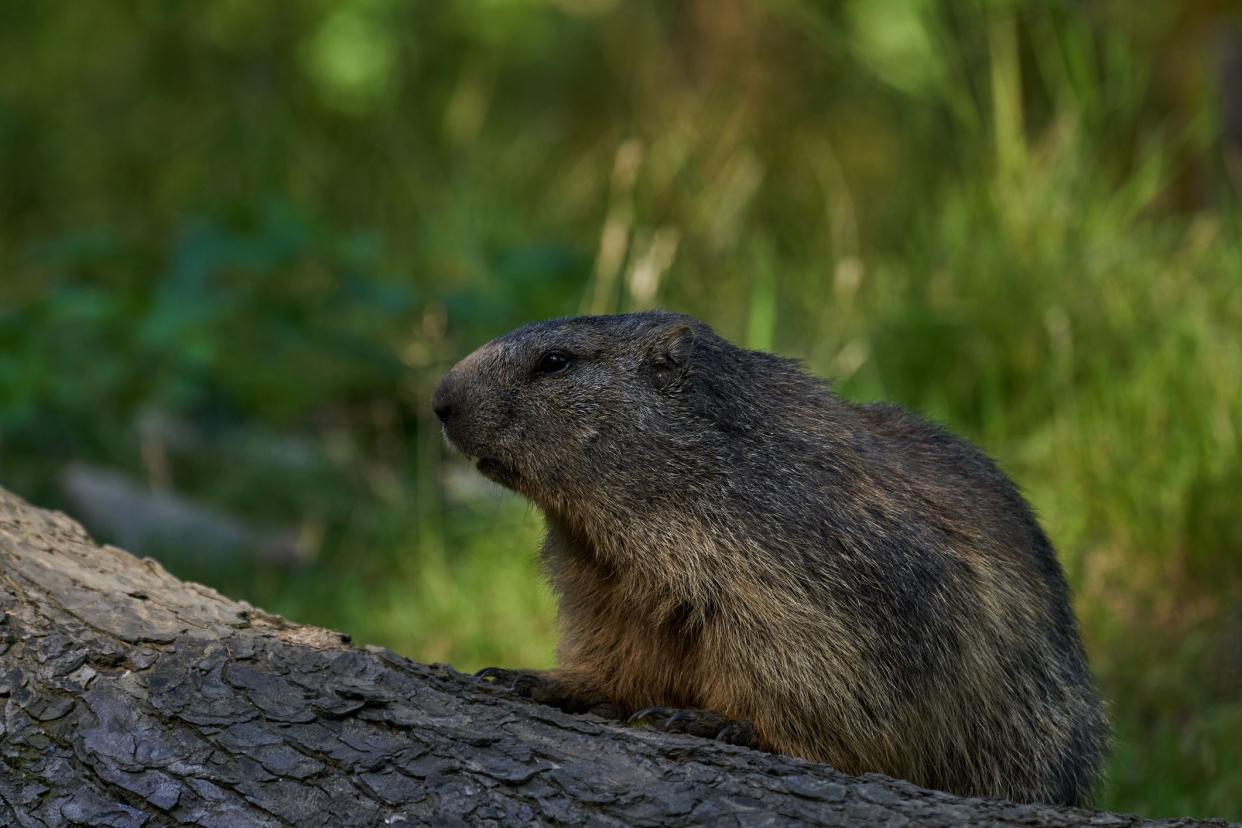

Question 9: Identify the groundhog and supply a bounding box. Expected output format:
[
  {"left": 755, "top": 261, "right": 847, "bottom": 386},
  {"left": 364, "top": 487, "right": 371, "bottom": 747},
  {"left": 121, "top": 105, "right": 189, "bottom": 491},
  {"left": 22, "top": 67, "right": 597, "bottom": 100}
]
[{"left": 432, "top": 311, "right": 1108, "bottom": 806}]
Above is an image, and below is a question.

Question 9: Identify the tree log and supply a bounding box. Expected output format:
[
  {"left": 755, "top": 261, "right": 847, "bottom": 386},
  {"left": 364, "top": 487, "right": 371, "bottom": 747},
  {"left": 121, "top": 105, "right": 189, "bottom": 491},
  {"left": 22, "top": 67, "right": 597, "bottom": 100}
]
[{"left": 0, "top": 486, "right": 1230, "bottom": 827}]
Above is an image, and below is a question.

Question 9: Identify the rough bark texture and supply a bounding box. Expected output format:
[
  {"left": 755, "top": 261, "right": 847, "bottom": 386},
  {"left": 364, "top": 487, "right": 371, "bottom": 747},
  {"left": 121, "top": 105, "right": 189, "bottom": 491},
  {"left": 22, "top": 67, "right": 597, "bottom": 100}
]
[{"left": 0, "top": 486, "right": 1232, "bottom": 827}]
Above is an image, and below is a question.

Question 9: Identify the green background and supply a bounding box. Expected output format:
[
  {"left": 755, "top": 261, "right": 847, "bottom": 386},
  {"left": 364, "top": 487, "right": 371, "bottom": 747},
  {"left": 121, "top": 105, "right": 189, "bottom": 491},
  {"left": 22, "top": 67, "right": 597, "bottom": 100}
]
[{"left": 1, "top": 1, "right": 1238, "bottom": 819}]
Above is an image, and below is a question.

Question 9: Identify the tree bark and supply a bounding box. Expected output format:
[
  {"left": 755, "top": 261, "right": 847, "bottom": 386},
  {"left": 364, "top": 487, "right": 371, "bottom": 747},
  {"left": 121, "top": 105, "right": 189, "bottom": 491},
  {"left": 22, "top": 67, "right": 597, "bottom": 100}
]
[{"left": 0, "top": 486, "right": 1230, "bottom": 827}]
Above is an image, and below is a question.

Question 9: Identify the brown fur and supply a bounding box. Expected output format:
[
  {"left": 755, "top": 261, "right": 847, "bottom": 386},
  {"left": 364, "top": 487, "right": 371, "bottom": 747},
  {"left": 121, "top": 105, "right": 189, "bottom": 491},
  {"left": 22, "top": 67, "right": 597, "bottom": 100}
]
[{"left": 433, "top": 312, "right": 1109, "bottom": 805}]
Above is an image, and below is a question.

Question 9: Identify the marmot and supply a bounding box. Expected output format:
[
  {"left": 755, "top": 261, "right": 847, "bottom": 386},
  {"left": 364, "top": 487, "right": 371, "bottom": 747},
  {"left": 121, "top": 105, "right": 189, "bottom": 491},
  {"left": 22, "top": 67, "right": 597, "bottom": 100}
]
[{"left": 432, "top": 311, "right": 1108, "bottom": 805}]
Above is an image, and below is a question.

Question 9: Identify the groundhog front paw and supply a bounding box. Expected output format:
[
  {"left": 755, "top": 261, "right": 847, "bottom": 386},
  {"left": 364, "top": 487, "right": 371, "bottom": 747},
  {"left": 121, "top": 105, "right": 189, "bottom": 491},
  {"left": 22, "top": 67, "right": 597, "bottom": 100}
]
[
  {"left": 474, "top": 667, "right": 623, "bottom": 719},
  {"left": 471, "top": 665, "right": 551, "bottom": 700},
  {"left": 474, "top": 667, "right": 544, "bottom": 695},
  {"left": 627, "top": 706, "right": 761, "bottom": 750}
]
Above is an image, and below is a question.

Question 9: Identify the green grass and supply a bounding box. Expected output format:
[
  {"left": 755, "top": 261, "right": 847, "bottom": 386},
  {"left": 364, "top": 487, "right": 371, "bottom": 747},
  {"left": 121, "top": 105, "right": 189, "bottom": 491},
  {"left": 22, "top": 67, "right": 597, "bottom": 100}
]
[{"left": 272, "top": 495, "right": 558, "bottom": 672}]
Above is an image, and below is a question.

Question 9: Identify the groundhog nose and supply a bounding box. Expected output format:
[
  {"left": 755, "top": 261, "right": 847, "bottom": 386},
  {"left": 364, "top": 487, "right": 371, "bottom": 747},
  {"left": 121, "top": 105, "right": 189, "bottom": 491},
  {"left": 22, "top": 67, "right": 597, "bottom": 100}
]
[{"left": 431, "top": 378, "right": 456, "bottom": 423}]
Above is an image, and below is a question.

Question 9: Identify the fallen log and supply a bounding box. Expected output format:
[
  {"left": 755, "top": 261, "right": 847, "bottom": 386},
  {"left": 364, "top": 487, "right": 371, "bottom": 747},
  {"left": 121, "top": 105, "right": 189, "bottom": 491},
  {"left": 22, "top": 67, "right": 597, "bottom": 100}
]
[{"left": 0, "top": 486, "right": 1229, "bottom": 826}]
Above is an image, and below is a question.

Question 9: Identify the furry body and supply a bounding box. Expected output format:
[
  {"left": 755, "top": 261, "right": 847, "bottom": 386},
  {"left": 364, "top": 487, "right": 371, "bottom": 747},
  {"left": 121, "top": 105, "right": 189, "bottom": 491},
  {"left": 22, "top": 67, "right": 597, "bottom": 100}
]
[{"left": 433, "top": 311, "right": 1108, "bottom": 805}]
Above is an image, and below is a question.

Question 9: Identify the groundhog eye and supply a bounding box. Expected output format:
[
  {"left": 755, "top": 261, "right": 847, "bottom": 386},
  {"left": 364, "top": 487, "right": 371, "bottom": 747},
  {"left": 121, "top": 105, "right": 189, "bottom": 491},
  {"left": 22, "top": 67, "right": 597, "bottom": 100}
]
[{"left": 534, "top": 352, "right": 572, "bottom": 376}]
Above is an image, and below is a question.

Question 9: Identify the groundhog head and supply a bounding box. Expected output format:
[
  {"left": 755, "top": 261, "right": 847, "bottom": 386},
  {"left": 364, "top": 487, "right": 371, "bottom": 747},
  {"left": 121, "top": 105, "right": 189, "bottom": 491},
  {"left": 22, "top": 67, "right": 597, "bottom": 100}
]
[{"left": 432, "top": 312, "right": 702, "bottom": 507}]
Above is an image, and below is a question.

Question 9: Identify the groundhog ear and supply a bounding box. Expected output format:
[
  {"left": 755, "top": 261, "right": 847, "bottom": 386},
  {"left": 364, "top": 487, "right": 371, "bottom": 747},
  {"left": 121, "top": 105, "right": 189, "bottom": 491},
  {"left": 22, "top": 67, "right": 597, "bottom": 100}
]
[{"left": 646, "top": 324, "right": 695, "bottom": 390}]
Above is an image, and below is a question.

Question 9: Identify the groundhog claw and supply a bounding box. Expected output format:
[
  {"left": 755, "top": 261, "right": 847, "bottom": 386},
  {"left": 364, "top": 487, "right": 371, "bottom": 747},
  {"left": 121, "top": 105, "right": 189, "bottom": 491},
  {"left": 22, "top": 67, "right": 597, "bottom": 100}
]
[
  {"left": 474, "top": 668, "right": 618, "bottom": 716},
  {"left": 473, "top": 667, "right": 507, "bottom": 681},
  {"left": 713, "top": 720, "right": 759, "bottom": 749},
  {"left": 626, "top": 706, "right": 673, "bottom": 725},
  {"left": 472, "top": 666, "right": 510, "bottom": 683},
  {"left": 628, "top": 706, "right": 759, "bottom": 748},
  {"left": 473, "top": 667, "right": 539, "bottom": 694}
]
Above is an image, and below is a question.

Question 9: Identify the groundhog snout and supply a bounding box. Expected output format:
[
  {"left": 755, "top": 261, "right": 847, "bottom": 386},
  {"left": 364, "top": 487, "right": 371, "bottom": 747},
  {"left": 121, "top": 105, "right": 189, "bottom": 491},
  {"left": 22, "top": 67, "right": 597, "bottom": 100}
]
[
  {"left": 431, "top": 374, "right": 457, "bottom": 425},
  {"left": 432, "top": 372, "right": 479, "bottom": 455},
  {"left": 432, "top": 364, "right": 505, "bottom": 459}
]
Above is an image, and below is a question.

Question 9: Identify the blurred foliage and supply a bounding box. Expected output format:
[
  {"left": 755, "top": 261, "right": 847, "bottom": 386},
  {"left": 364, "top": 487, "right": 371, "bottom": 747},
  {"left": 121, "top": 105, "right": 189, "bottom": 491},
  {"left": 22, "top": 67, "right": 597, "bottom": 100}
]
[{"left": 1, "top": 0, "right": 1239, "bottom": 819}]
